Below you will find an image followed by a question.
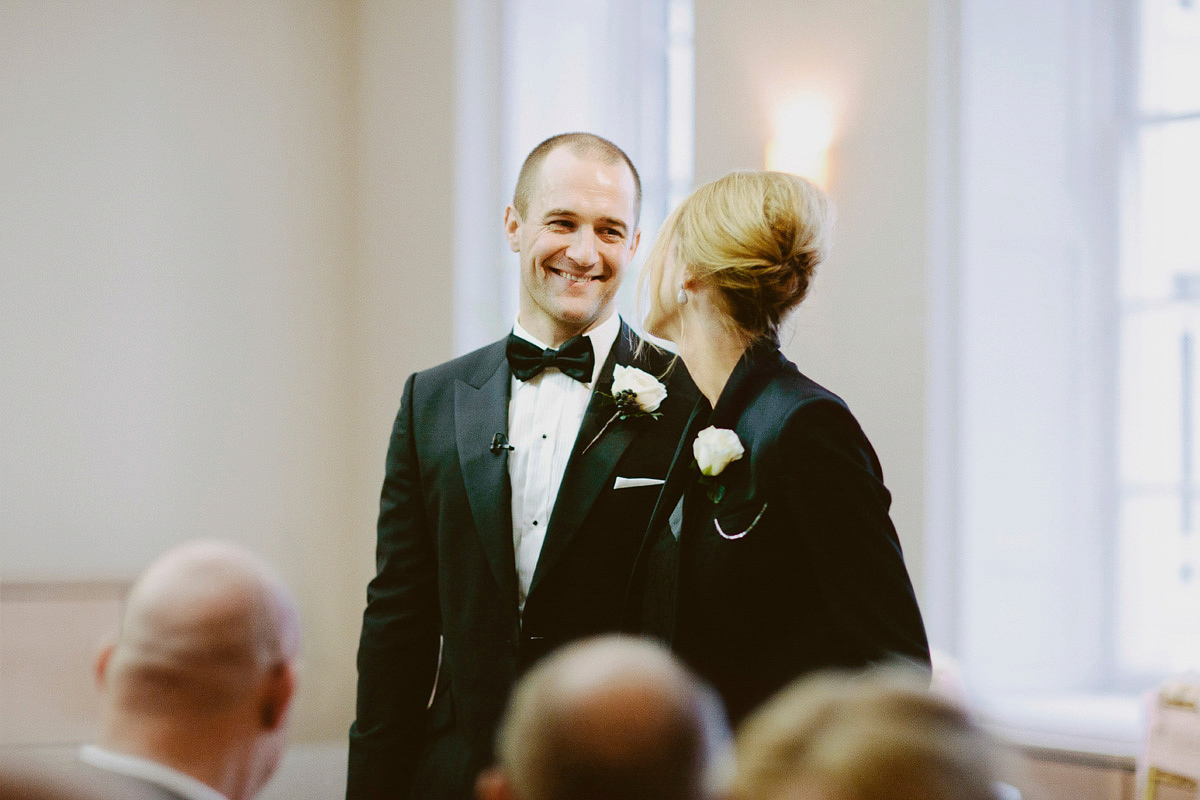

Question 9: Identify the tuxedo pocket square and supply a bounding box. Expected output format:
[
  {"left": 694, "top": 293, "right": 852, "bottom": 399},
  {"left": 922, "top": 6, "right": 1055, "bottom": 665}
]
[
  {"left": 669, "top": 495, "right": 684, "bottom": 541},
  {"left": 613, "top": 477, "right": 666, "bottom": 490}
]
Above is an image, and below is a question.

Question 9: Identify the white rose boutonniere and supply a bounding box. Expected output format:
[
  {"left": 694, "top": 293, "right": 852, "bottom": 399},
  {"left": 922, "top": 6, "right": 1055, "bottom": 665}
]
[
  {"left": 693, "top": 426, "right": 744, "bottom": 476},
  {"left": 612, "top": 365, "right": 667, "bottom": 413},
  {"left": 582, "top": 365, "right": 668, "bottom": 454},
  {"left": 693, "top": 426, "right": 744, "bottom": 503}
]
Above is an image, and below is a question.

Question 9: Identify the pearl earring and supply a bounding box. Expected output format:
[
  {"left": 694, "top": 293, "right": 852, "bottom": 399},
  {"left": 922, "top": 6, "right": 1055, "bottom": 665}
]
[{"left": 677, "top": 287, "right": 688, "bottom": 305}]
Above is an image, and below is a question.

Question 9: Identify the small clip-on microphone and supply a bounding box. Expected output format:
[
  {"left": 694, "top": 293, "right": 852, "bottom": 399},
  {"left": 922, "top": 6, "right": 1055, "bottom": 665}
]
[{"left": 490, "top": 433, "right": 514, "bottom": 455}]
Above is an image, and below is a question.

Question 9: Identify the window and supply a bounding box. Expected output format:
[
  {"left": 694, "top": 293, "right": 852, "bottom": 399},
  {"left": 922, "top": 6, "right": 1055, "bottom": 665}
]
[
  {"left": 930, "top": 0, "right": 1198, "bottom": 710},
  {"left": 1115, "top": 0, "right": 1200, "bottom": 677}
]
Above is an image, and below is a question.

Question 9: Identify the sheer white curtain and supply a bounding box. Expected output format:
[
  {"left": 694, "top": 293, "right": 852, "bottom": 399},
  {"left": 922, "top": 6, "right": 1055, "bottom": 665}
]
[{"left": 929, "top": 0, "right": 1199, "bottom": 707}]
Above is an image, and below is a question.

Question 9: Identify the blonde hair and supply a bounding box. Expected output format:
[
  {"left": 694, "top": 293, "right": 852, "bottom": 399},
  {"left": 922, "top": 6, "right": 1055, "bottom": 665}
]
[
  {"left": 731, "top": 669, "right": 1002, "bottom": 800},
  {"left": 643, "top": 171, "right": 833, "bottom": 344}
]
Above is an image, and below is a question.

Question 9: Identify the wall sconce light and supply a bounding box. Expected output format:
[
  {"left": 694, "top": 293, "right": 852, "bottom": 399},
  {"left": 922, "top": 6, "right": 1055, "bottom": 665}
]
[{"left": 765, "top": 92, "right": 835, "bottom": 187}]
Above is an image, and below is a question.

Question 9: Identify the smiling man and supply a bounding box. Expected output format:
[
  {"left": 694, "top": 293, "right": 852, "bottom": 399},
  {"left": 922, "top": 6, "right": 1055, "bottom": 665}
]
[{"left": 348, "top": 133, "right": 698, "bottom": 800}]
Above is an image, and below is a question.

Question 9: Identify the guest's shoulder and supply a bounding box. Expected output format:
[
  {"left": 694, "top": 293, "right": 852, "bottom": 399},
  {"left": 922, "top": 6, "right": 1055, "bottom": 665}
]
[{"left": 58, "top": 759, "right": 188, "bottom": 800}]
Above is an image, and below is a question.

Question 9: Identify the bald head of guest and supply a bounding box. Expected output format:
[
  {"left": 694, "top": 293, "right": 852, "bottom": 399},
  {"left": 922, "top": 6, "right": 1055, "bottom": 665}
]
[
  {"left": 476, "top": 635, "right": 730, "bottom": 800},
  {"left": 93, "top": 540, "right": 302, "bottom": 800}
]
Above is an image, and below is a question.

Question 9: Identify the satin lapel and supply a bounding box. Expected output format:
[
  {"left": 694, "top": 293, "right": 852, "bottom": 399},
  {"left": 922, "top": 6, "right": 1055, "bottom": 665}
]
[
  {"left": 644, "top": 397, "right": 708, "bottom": 540},
  {"left": 621, "top": 395, "right": 707, "bottom": 632},
  {"left": 709, "top": 341, "right": 786, "bottom": 428},
  {"left": 528, "top": 324, "right": 637, "bottom": 594},
  {"left": 455, "top": 356, "right": 518, "bottom": 607}
]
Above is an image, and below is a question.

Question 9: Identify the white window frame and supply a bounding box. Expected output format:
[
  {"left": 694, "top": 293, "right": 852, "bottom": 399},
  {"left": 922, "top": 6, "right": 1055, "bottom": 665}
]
[
  {"left": 1113, "top": 0, "right": 1200, "bottom": 683},
  {"left": 925, "top": 0, "right": 1146, "bottom": 746}
]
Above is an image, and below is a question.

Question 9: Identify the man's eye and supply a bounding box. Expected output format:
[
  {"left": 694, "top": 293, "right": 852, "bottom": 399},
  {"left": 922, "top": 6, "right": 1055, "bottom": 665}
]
[
  {"left": 601, "top": 229, "right": 625, "bottom": 240},
  {"left": 548, "top": 220, "right": 573, "bottom": 230}
]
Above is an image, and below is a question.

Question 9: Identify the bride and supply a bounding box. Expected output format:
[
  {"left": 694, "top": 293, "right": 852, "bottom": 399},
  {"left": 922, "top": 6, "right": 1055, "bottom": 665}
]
[{"left": 627, "top": 170, "right": 930, "bottom": 723}]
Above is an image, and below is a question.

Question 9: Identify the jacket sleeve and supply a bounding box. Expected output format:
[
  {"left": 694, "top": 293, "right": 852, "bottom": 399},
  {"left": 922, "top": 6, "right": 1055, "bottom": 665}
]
[
  {"left": 347, "top": 373, "right": 441, "bottom": 800},
  {"left": 777, "top": 399, "right": 931, "bottom": 671}
]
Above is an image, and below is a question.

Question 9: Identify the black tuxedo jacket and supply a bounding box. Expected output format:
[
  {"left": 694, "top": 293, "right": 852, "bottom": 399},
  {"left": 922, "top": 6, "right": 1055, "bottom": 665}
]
[
  {"left": 348, "top": 321, "right": 697, "bottom": 800},
  {"left": 627, "top": 340, "right": 929, "bottom": 725}
]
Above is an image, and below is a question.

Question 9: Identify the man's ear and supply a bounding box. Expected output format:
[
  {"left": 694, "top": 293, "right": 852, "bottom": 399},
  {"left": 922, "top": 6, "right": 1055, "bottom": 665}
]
[
  {"left": 258, "top": 661, "right": 297, "bottom": 731},
  {"left": 94, "top": 639, "right": 115, "bottom": 692},
  {"left": 475, "top": 767, "right": 519, "bottom": 800},
  {"left": 628, "top": 226, "right": 641, "bottom": 260},
  {"left": 503, "top": 205, "right": 522, "bottom": 253}
]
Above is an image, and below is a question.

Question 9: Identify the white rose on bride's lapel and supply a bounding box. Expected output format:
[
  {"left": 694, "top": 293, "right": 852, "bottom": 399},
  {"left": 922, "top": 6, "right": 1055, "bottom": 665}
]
[
  {"left": 693, "top": 426, "right": 744, "bottom": 476},
  {"left": 612, "top": 365, "right": 667, "bottom": 413}
]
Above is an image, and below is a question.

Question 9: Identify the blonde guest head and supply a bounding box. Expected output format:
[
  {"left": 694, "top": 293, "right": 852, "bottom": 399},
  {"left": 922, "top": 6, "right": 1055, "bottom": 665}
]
[
  {"left": 642, "top": 171, "right": 834, "bottom": 347},
  {"left": 730, "top": 669, "right": 1003, "bottom": 800}
]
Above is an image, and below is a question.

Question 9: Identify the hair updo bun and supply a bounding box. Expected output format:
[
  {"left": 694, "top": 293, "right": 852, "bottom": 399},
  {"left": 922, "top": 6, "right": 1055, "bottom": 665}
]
[{"left": 663, "top": 170, "right": 834, "bottom": 343}]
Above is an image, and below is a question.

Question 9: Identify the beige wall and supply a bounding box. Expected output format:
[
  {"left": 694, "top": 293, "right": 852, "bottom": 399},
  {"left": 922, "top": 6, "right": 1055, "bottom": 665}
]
[
  {"left": 0, "top": 0, "right": 458, "bottom": 743},
  {"left": 345, "top": 0, "right": 460, "bottom": 720},
  {"left": 694, "top": 0, "right": 933, "bottom": 588}
]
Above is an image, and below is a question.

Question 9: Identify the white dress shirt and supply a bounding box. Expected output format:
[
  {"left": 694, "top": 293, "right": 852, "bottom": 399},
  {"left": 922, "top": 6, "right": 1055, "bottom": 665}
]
[
  {"left": 79, "top": 745, "right": 229, "bottom": 800},
  {"left": 508, "top": 312, "right": 620, "bottom": 616}
]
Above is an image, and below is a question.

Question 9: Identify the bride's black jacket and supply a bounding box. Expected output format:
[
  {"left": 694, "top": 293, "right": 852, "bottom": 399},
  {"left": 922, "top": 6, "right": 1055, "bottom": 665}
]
[{"left": 626, "top": 340, "right": 930, "bottom": 724}]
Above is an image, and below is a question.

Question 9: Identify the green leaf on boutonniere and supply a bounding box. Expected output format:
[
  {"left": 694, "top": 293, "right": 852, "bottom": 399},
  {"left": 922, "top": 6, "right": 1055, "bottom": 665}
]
[
  {"left": 581, "top": 366, "right": 668, "bottom": 455},
  {"left": 610, "top": 388, "right": 664, "bottom": 421},
  {"left": 693, "top": 459, "right": 727, "bottom": 504}
]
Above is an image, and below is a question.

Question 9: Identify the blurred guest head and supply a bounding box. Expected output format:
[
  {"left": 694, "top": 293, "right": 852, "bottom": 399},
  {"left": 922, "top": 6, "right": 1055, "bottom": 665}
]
[
  {"left": 90, "top": 539, "right": 301, "bottom": 800},
  {"left": 641, "top": 170, "right": 834, "bottom": 348},
  {"left": 731, "top": 669, "right": 1002, "bottom": 800},
  {"left": 476, "top": 635, "right": 730, "bottom": 800}
]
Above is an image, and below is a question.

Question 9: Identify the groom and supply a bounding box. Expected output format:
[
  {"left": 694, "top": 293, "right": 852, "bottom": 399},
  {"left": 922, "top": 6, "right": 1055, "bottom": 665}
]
[{"left": 348, "top": 133, "right": 697, "bottom": 800}]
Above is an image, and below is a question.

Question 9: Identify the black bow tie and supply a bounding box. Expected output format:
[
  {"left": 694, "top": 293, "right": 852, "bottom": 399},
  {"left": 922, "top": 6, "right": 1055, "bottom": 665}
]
[{"left": 506, "top": 333, "right": 595, "bottom": 383}]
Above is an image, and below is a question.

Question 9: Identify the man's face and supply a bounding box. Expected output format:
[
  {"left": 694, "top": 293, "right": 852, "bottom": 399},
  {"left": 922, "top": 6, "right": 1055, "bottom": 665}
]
[{"left": 504, "top": 147, "right": 640, "bottom": 346}]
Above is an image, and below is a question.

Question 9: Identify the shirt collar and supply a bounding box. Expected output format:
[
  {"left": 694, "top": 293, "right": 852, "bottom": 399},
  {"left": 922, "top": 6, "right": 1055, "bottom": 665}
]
[
  {"left": 510, "top": 312, "right": 621, "bottom": 386},
  {"left": 79, "top": 745, "right": 230, "bottom": 800}
]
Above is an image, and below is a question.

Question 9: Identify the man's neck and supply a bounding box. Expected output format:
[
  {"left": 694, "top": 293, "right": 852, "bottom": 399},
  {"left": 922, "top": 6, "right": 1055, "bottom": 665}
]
[{"left": 517, "top": 310, "right": 617, "bottom": 349}]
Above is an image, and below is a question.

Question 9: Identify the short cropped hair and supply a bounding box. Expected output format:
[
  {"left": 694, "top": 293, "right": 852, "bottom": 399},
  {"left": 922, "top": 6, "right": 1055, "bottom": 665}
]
[
  {"left": 494, "top": 636, "right": 729, "bottom": 800},
  {"left": 512, "top": 132, "right": 642, "bottom": 224}
]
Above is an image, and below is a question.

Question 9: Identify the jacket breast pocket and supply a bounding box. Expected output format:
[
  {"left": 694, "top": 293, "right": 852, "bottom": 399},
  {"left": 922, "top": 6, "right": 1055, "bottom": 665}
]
[{"left": 713, "top": 500, "right": 769, "bottom": 540}]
